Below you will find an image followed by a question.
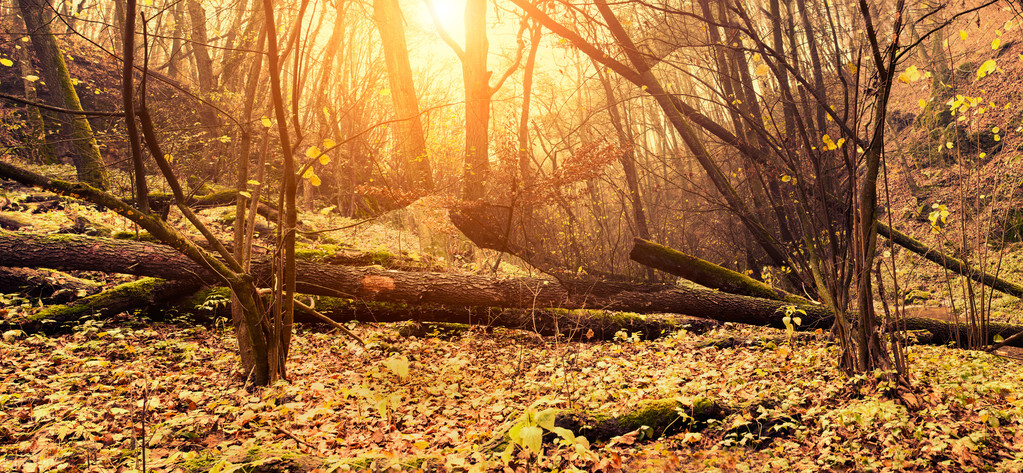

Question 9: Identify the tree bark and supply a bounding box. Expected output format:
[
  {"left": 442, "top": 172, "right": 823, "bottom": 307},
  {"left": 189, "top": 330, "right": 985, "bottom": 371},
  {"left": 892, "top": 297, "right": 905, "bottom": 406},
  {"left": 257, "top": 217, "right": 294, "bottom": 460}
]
[
  {"left": 4, "top": 277, "right": 200, "bottom": 333},
  {"left": 373, "top": 0, "right": 433, "bottom": 192},
  {"left": 0, "top": 230, "right": 833, "bottom": 330},
  {"left": 4, "top": 231, "right": 1023, "bottom": 347},
  {"left": 16, "top": 0, "right": 110, "bottom": 190},
  {"left": 630, "top": 238, "right": 807, "bottom": 304},
  {"left": 0, "top": 266, "right": 101, "bottom": 302}
]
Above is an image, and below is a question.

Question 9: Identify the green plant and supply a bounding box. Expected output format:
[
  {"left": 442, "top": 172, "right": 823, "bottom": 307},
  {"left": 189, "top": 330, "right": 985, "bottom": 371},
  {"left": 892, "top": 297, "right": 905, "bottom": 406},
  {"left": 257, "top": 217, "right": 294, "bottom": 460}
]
[{"left": 503, "top": 407, "right": 592, "bottom": 464}]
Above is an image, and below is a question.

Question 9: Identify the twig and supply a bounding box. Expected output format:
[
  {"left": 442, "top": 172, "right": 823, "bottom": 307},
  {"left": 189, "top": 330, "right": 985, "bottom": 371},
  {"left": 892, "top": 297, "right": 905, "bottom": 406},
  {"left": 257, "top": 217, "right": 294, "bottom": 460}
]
[
  {"left": 274, "top": 424, "right": 317, "bottom": 452},
  {"left": 292, "top": 298, "right": 366, "bottom": 346}
]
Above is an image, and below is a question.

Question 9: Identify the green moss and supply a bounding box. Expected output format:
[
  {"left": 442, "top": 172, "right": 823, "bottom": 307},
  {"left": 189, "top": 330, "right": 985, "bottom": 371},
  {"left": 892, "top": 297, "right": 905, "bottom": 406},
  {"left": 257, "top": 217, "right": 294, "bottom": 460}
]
[
  {"left": 904, "top": 289, "right": 932, "bottom": 304},
  {"left": 180, "top": 451, "right": 221, "bottom": 472},
  {"left": 397, "top": 322, "right": 471, "bottom": 339},
  {"left": 294, "top": 243, "right": 343, "bottom": 261},
  {"left": 112, "top": 230, "right": 158, "bottom": 241},
  {"left": 618, "top": 399, "right": 682, "bottom": 429},
  {"left": 29, "top": 278, "right": 166, "bottom": 322},
  {"left": 914, "top": 100, "right": 953, "bottom": 131}
]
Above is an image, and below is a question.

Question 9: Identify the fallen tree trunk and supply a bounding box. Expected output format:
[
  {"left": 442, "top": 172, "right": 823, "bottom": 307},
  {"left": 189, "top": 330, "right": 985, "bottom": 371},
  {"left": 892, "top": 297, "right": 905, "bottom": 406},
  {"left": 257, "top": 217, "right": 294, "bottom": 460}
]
[
  {"left": 308, "top": 299, "right": 720, "bottom": 341},
  {"left": 6, "top": 231, "right": 1023, "bottom": 347},
  {"left": 0, "top": 230, "right": 835, "bottom": 330},
  {"left": 0, "top": 266, "right": 102, "bottom": 302},
  {"left": 629, "top": 238, "right": 808, "bottom": 304},
  {"left": 877, "top": 222, "right": 1023, "bottom": 299},
  {"left": 4, "top": 277, "right": 201, "bottom": 333},
  {"left": 480, "top": 397, "right": 730, "bottom": 454},
  {"left": 148, "top": 189, "right": 285, "bottom": 225},
  {"left": 186, "top": 290, "right": 720, "bottom": 341}
]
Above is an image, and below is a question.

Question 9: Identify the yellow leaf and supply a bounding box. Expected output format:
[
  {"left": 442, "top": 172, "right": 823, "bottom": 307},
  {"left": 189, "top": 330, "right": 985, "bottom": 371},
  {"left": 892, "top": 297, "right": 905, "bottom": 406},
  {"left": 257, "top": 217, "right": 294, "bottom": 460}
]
[
  {"left": 946, "top": 141, "right": 954, "bottom": 149},
  {"left": 0, "top": 58, "right": 12, "bottom": 67},
  {"left": 319, "top": 154, "right": 330, "bottom": 165},
  {"left": 24, "top": 75, "right": 39, "bottom": 82},
  {"left": 379, "top": 88, "right": 391, "bottom": 96},
  {"left": 755, "top": 64, "right": 770, "bottom": 77},
  {"left": 960, "top": 30, "right": 969, "bottom": 40},
  {"left": 305, "top": 146, "right": 321, "bottom": 159},
  {"left": 261, "top": 116, "right": 272, "bottom": 128},
  {"left": 847, "top": 62, "right": 858, "bottom": 74},
  {"left": 822, "top": 134, "right": 838, "bottom": 150},
  {"left": 322, "top": 138, "right": 337, "bottom": 149},
  {"left": 752, "top": 53, "right": 762, "bottom": 63},
  {"left": 977, "top": 59, "right": 998, "bottom": 78},
  {"left": 993, "top": 38, "right": 1001, "bottom": 50},
  {"left": 897, "top": 65, "right": 922, "bottom": 83},
  {"left": 247, "top": 179, "right": 260, "bottom": 186},
  {"left": 310, "top": 175, "right": 322, "bottom": 186},
  {"left": 302, "top": 168, "right": 314, "bottom": 179},
  {"left": 993, "top": 126, "right": 1000, "bottom": 133},
  {"left": 918, "top": 99, "right": 929, "bottom": 108}
]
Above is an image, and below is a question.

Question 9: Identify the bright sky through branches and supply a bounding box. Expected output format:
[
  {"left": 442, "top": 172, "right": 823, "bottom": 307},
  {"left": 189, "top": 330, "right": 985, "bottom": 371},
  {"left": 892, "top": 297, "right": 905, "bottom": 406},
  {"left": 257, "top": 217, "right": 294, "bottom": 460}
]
[{"left": 419, "top": 0, "right": 466, "bottom": 43}]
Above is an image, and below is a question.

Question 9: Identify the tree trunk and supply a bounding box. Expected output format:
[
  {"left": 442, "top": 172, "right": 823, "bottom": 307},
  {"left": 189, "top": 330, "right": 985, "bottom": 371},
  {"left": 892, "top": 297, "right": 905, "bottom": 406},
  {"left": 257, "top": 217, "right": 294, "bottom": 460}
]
[
  {"left": 877, "top": 222, "right": 1023, "bottom": 299},
  {"left": 518, "top": 22, "right": 541, "bottom": 187},
  {"left": 373, "top": 0, "right": 434, "bottom": 192},
  {"left": 0, "top": 266, "right": 101, "bottom": 302},
  {"left": 0, "top": 230, "right": 834, "bottom": 330},
  {"left": 192, "top": 292, "right": 718, "bottom": 341},
  {"left": 186, "top": 0, "right": 224, "bottom": 182},
  {"left": 629, "top": 238, "right": 806, "bottom": 304},
  {"left": 16, "top": 0, "right": 110, "bottom": 190},
  {"left": 4, "top": 278, "right": 201, "bottom": 333},
  {"left": 5, "top": 231, "right": 1023, "bottom": 347},
  {"left": 461, "top": 0, "right": 491, "bottom": 201}
]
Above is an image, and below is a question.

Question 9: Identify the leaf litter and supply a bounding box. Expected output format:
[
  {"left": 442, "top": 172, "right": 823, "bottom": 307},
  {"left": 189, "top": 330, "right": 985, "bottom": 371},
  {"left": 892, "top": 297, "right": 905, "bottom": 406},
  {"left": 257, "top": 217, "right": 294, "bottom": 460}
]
[{"left": 2, "top": 318, "right": 1023, "bottom": 472}]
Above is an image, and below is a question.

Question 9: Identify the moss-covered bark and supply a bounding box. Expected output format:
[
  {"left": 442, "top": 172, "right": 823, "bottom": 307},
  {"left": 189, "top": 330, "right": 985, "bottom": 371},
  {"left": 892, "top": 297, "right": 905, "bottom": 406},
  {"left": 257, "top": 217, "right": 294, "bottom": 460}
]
[
  {"left": 8, "top": 277, "right": 200, "bottom": 333},
  {"left": 553, "top": 397, "right": 728, "bottom": 442},
  {"left": 877, "top": 222, "right": 1023, "bottom": 299},
  {"left": 16, "top": 0, "right": 110, "bottom": 190},
  {"left": 0, "top": 266, "right": 101, "bottom": 302},
  {"left": 630, "top": 238, "right": 809, "bottom": 304}
]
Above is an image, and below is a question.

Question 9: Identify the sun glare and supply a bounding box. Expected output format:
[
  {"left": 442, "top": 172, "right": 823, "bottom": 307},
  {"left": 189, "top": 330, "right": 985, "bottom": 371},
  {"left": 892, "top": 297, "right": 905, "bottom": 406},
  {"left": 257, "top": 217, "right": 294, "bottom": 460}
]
[{"left": 422, "top": 0, "right": 465, "bottom": 42}]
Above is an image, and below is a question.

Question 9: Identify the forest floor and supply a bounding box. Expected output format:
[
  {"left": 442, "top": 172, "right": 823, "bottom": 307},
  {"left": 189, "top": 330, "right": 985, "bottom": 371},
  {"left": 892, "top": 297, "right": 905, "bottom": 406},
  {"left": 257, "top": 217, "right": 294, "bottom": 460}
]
[{"left": 4, "top": 313, "right": 1023, "bottom": 472}]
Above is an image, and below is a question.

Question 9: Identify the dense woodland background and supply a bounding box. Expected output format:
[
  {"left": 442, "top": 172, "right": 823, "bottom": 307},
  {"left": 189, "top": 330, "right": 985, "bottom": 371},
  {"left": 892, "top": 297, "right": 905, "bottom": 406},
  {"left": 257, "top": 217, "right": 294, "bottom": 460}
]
[{"left": 4, "top": 0, "right": 1023, "bottom": 470}]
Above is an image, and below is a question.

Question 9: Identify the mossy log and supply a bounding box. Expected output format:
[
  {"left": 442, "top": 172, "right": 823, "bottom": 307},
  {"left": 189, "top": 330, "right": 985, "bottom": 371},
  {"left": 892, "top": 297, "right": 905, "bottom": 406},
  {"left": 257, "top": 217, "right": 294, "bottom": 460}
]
[
  {"left": 0, "top": 266, "right": 102, "bottom": 302},
  {"left": 186, "top": 294, "right": 718, "bottom": 341},
  {"left": 0, "top": 211, "right": 33, "bottom": 230},
  {"left": 902, "top": 316, "right": 1023, "bottom": 347},
  {"left": 630, "top": 238, "right": 809, "bottom": 304},
  {"left": 4, "top": 277, "right": 201, "bottom": 333},
  {"left": 147, "top": 189, "right": 283, "bottom": 225},
  {"left": 0, "top": 231, "right": 835, "bottom": 331},
  {"left": 311, "top": 299, "right": 719, "bottom": 340},
  {"left": 482, "top": 397, "right": 729, "bottom": 453},
  {"left": 877, "top": 222, "right": 1023, "bottom": 298},
  {"left": 553, "top": 397, "right": 728, "bottom": 442}
]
